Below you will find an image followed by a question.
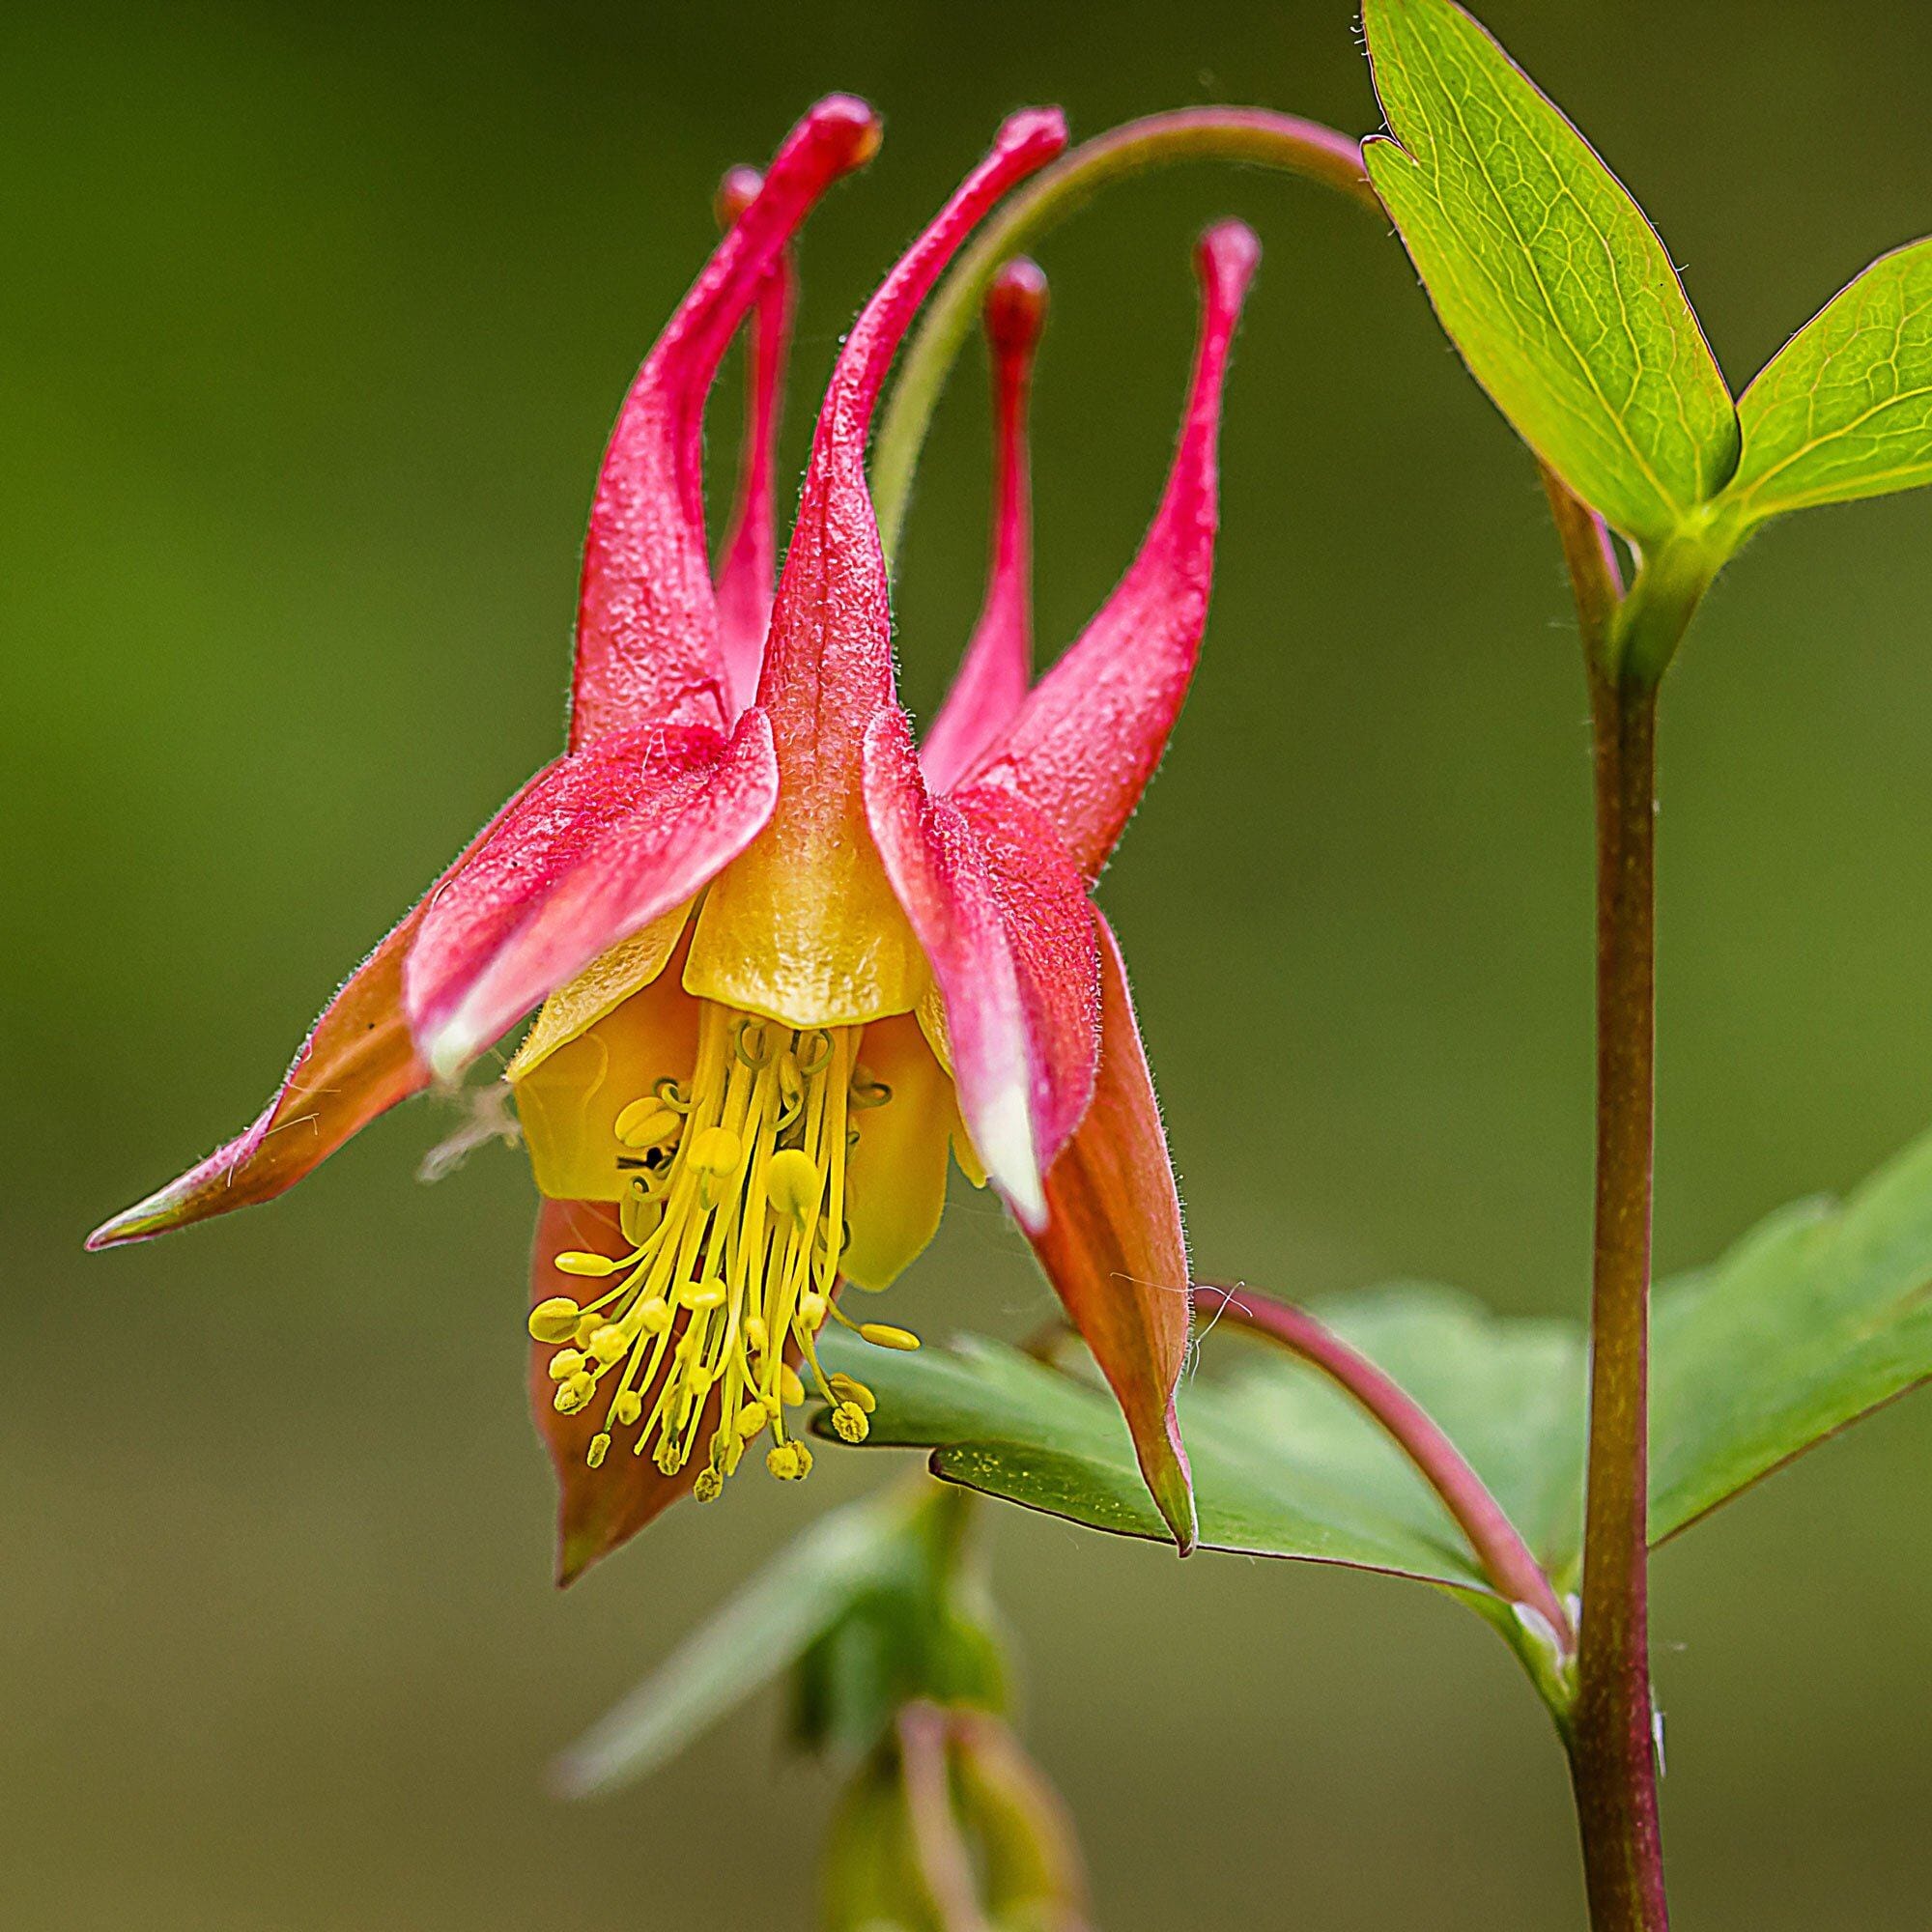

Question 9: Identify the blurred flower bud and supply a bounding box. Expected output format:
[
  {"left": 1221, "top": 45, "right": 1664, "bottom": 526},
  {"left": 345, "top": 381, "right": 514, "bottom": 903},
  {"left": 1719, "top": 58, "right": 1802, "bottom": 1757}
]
[{"left": 819, "top": 1701, "right": 1089, "bottom": 1932}]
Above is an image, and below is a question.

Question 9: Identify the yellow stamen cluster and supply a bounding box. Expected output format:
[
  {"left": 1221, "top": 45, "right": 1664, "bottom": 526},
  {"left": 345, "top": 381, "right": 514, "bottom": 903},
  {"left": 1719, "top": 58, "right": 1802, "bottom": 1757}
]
[{"left": 528, "top": 1002, "right": 911, "bottom": 1495}]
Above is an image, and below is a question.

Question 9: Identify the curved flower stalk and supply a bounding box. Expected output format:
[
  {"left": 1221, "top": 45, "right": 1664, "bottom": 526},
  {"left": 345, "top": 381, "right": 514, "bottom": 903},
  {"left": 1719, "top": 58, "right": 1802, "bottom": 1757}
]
[{"left": 89, "top": 97, "right": 1261, "bottom": 1581}]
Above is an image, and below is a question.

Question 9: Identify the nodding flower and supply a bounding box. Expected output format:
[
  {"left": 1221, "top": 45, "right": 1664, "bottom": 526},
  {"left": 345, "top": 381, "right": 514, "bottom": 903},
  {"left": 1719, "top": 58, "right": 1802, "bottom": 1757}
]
[{"left": 89, "top": 94, "right": 1263, "bottom": 1583}]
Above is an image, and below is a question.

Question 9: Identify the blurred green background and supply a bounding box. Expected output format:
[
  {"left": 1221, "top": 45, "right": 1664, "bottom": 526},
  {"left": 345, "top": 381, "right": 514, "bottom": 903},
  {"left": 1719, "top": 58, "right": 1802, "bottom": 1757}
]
[{"left": 6, "top": 0, "right": 1930, "bottom": 1925}]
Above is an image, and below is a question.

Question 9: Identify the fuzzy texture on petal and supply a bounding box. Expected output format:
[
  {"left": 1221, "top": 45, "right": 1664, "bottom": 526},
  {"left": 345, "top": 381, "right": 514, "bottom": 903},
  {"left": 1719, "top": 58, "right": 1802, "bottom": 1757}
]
[
  {"left": 688, "top": 109, "right": 1068, "bottom": 1029},
  {"left": 920, "top": 257, "right": 1046, "bottom": 791},
  {"left": 1029, "top": 916, "right": 1196, "bottom": 1551},
  {"left": 407, "top": 710, "right": 780, "bottom": 1076},
  {"left": 971, "top": 222, "right": 1259, "bottom": 879},
  {"left": 711, "top": 165, "right": 794, "bottom": 718},
  {"left": 529, "top": 1197, "right": 696, "bottom": 1584},
  {"left": 864, "top": 706, "right": 1098, "bottom": 1232},
  {"left": 571, "top": 97, "right": 880, "bottom": 749}
]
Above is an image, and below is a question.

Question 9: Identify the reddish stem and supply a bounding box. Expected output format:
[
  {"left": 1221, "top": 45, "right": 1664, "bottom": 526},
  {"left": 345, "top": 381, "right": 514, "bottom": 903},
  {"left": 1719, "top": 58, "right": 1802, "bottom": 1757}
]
[
  {"left": 1192, "top": 1283, "right": 1572, "bottom": 1647},
  {"left": 1568, "top": 670, "right": 1669, "bottom": 1931}
]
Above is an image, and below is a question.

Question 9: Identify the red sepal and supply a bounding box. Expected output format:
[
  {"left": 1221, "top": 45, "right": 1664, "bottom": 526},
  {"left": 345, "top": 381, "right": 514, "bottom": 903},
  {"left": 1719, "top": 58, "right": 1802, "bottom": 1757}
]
[
  {"left": 1028, "top": 916, "right": 1196, "bottom": 1551},
  {"left": 570, "top": 97, "right": 879, "bottom": 749},
  {"left": 973, "top": 222, "right": 1258, "bottom": 878},
  {"left": 921, "top": 257, "right": 1046, "bottom": 791}
]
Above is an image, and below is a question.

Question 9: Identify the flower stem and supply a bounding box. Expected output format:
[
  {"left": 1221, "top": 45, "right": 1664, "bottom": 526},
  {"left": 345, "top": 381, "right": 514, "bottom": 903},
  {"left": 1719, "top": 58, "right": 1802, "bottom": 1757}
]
[
  {"left": 870, "top": 107, "right": 1376, "bottom": 564},
  {"left": 1192, "top": 1283, "right": 1572, "bottom": 1646},
  {"left": 1568, "top": 657, "right": 1669, "bottom": 1931}
]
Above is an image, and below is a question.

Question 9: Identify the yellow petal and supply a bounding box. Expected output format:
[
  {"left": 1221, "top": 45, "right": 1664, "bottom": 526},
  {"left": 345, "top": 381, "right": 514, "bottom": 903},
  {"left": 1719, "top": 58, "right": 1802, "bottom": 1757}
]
[
  {"left": 504, "top": 902, "right": 691, "bottom": 1080},
  {"left": 841, "top": 1013, "right": 956, "bottom": 1292},
  {"left": 510, "top": 955, "right": 699, "bottom": 1202}
]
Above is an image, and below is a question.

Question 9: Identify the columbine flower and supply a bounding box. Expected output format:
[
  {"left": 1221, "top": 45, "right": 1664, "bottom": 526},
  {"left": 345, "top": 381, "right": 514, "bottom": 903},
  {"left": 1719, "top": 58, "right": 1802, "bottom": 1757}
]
[{"left": 89, "top": 94, "right": 1260, "bottom": 1580}]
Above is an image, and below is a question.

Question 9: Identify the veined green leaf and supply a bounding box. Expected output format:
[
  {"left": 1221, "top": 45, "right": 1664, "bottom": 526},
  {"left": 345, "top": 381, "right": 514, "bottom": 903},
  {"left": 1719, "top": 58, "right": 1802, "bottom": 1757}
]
[
  {"left": 1719, "top": 237, "right": 1932, "bottom": 524},
  {"left": 834, "top": 1121, "right": 1932, "bottom": 1599},
  {"left": 1362, "top": 0, "right": 1738, "bottom": 544},
  {"left": 822, "top": 1307, "right": 1523, "bottom": 1594}
]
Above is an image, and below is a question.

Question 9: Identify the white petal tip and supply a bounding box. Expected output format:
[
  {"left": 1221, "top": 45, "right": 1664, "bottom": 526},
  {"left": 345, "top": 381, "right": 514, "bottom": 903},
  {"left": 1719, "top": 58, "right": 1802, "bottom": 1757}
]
[
  {"left": 977, "top": 1083, "right": 1047, "bottom": 1232},
  {"left": 425, "top": 1023, "right": 477, "bottom": 1086}
]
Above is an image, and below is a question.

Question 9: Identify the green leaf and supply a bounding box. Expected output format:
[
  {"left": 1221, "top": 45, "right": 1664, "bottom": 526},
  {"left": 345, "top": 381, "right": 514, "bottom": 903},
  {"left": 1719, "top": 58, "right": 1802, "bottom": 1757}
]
[
  {"left": 832, "top": 1122, "right": 1932, "bottom": 1597},
  {"left": 821, "top": 1302, "right": 1545, "bottom": 1594},
  {"left": 1650, "top": 1128, "right": 1932, "bottom": 1543},
  {"left": 1719, "top": 238, "right": 1932, "bottom": 525},
  {"left": 1361, "top": 0, "right": 1738, "bottom": 543},
  {"left": 550, "top": 1488, "right": 908, "bottom": 1798}
]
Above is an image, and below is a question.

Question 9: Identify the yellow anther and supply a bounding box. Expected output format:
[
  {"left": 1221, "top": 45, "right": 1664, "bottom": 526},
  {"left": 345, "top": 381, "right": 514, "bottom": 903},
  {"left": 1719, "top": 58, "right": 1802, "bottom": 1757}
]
[
  {"left": 528, "top": 1297, "right": 582, "bottom": 1344},
  {"left": 765, "top": 1441, "right": 808, "bottom": 1481},
  {"left": 554, "top": 1251, "right": 620, "bottom": 1278},
  {"left": 573, "top": 1313, "right": 604, "bottom": 1347},
  {"left": 614, "top": 1391, "right": 643, "bottom": 1427},
  {"left": 693, "top": 1467, "right": 724, "bottom": 1503},
  {"left": 745, "top": 1315, "right": 769, "bottom": 1354},
  {"left": 547, "top": 1349, "right": 585, "bottom": 1381},
  {"left": 613, "top": 1098, "right": 682, "bottom": 1149},
  {"left": 677, "top": 1278, "right": 726, "bottom": 1312},
  {"left": 765, "top": 1148, "right": 821, "bottom": 1221},
  {"left": 831, "top": 1401, "right": 869, "bottom": 1444},
  {"left": 554, "top": 1371, "right": 596, "bottom": 1414},
  {"left": 794, "top": 1441, "right": 814, "bottom": 1476},
  {"left": 779, "top": 1363, "right": 807, "bottom": 1407},
  {"left": 860, "top": 1322, "right": 922, "bottom": 1351},
  {"left": 587, "top": 1323, "right": 628, "bottom": 1366},
  {"left": 585, "top": 1433, "right": 611, "bottom": 1469},
  {"left": 736, "top": 1405, "right": 769, "bottom": 1441},
  {"left": 638, "top": 1298, "right": 672, "bottom": 1335},
  {"left": 654, "top": 1438, "right": 685, "bottom": 1474},
  {"left": 799, "top": 1292, "right": 829, "bottom": 1328},
  {"left": 828, "top": 1373, "right": 876, "bottom": 1414},
  {"left": 690, "top": 1126, "right": 742, "bottom": 1175}
]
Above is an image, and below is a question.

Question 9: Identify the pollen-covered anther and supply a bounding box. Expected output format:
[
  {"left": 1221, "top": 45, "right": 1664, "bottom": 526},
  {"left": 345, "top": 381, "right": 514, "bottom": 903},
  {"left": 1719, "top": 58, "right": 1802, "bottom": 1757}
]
[
  {"left": 828, "top": 1372, "right": 876, "bottom": 1414},
  {"left": 554, "top": 1371, "right": 596, "bottom": 1413},
  {"left": 547, "top": 1349, "right": 585, "bottom": 1381},
  {"left": 693, "top": 1467, "right": 725, "bottom": 1503},
  {"left": 586, "top": 1323, "right": 629, "bottom": 1366},
  {"left": 766, "top": 1440, "right": 812, "bottom": 1481},
  {"left": 585, "top": 1433, "right": 611, "bottom": 1469},
  {"left": 830, "top": 1401, "right": 869, "bottom": 1444}
]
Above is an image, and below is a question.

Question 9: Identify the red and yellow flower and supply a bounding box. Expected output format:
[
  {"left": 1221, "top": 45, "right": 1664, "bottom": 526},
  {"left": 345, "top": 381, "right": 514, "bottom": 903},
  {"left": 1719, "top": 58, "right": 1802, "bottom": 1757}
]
[{"left": 89, "top": 96, "right": 1261, "bottom": 1579}]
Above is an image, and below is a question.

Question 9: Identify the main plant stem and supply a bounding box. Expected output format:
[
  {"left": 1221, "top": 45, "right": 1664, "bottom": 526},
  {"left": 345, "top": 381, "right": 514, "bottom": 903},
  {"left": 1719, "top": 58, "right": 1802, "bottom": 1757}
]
[{"left": 1570, "top": 662, "right": 1668, "bottom": 1931}]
